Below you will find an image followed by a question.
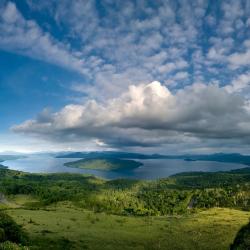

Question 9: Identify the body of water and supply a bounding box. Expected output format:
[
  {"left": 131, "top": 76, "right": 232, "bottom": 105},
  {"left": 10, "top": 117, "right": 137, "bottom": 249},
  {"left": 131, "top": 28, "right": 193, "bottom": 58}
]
[{"left": 2, "top": 155, "right": 247, "bottom": 180}]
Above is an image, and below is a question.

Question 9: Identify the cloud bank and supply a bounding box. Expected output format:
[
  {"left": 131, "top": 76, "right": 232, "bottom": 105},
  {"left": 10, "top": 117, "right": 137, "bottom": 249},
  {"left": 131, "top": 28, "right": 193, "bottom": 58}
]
[{"left": 12, "top": 81, "right": 250, "bottom": 149}]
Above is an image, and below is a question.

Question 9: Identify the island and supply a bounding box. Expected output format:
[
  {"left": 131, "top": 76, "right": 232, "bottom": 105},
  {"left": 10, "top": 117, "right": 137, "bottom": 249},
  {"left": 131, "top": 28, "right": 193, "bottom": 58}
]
[
  {"left": 64, "top": 157, "right": 143, "bottom": 171},
  {"left": 184, "top": 158, "right": 197, "bottom": 162}
]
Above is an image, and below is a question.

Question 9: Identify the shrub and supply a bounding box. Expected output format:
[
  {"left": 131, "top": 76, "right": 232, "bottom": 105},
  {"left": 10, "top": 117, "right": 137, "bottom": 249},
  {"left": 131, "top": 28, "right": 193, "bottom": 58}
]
[{"left": 0, "top": 212, "right": 27, "bottom": 244}]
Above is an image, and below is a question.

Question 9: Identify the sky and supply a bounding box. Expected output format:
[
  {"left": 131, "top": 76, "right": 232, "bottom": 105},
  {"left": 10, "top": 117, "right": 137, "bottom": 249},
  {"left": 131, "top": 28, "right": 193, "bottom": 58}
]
[{"left": 0, "top": 0, "right": 250, "bottom": 154}]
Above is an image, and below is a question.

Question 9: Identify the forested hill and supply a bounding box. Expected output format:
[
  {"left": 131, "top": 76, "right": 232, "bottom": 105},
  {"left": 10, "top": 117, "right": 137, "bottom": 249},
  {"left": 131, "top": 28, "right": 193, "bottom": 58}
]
[
  {"left": 64, "top": 158, "right": 143, "bottom": 171},
  {"left": 0, "top": 166, "right": 249, "bottom": 215}
]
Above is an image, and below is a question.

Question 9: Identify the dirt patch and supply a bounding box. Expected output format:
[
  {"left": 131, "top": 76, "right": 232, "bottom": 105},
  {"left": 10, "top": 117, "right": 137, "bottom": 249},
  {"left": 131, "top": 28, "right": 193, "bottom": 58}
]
[{"left": 0, "top": 193, "right": 9, "bottom": 205}]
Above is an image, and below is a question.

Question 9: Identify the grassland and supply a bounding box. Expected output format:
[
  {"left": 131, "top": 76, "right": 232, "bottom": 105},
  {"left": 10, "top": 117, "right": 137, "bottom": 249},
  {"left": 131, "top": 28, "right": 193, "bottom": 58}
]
[
  {"left": 5, "top": 198, "right": 250, "bottom": 250},
  {"left": 64, "top": 158, "right": 143, "bottom": 171}
]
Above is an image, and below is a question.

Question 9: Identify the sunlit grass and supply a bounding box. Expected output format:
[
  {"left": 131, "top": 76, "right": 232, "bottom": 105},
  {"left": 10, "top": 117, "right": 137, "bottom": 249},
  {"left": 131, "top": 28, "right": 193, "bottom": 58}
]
[{"left": 7, "top": 201, "right": 250, "bottom": 250}]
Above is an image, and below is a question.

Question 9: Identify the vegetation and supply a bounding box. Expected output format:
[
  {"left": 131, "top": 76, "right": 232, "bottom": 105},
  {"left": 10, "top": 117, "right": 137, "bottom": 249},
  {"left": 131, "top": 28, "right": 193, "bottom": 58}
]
[
  {"left": 6, "top": 204, "right": 250, "bottom": 250},
  {"left": 0, "top": 211, "right": 28, "bottom": 249},
  {"left": 0, "top": 167, "right": 249, "bottom": 215},
  {"left": 64, "top": 158, "right": 142, "bottom": 171},
  {"left": 231, "top": 221, "right": 250, "bottom": 250},
  {"left": 0, "top": 167, "right": 249, "bottom": 249}
]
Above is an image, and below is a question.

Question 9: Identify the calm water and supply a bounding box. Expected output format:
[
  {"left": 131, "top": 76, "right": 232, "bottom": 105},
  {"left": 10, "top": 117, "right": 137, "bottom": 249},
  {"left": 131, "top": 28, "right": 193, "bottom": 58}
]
[{"left": 2, "top": 155, "right": 247, "bottom": 180}]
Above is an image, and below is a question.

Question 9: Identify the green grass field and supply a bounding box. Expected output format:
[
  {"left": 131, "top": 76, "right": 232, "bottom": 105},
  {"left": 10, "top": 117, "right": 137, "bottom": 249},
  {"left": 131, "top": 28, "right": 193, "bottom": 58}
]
[{"left": 5, "top": 199, "right": 250, "bottom": 250}]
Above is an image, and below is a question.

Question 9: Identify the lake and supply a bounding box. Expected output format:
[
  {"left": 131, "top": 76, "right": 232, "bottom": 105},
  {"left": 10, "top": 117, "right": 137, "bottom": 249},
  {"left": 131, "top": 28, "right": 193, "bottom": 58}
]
[{"left": 1, "top": 155, "right": 247, "bottom": 180}]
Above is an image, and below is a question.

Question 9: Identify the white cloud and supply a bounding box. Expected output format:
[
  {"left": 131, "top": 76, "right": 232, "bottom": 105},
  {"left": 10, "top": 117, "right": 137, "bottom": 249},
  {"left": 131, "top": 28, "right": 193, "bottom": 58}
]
[
  {"left": 172, "top": 71, "right": 189, "bottom": 81},
  {"left": 228, "top": 50, "right": 250, "bottom": 69},
  {"left": 12, "top": 81, "right": 250, "bottom": 148},
  {"left": 158, "top": 59, "right": 188, "bottom": 74},
  {"left": 225, "top": 72, "right": 250, "bottom": 93},
  {"left": 0, "top": 2, "right": 85, "bottom": 75}
]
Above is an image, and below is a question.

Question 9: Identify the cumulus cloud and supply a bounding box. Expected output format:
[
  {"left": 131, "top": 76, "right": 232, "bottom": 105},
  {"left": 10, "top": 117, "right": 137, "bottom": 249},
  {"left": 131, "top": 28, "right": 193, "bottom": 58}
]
[{"left": 12, "top": 81, "right": 250, "bottom": 148}]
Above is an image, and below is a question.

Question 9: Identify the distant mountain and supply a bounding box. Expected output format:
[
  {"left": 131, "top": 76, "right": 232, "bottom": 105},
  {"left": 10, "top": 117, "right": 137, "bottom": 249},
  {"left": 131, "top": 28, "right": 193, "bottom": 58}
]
[
  {"left": 181, "top": 153, "right": 250, "bottom": 165},
  {"left": 56, "top": 151, "right": 169, "bottom": 159},
  {"left": 0, "top": 155, "right": 25, "bottom": 162},
  {"left": 57, "top": 151, "right": 250, "bottom": 166}
]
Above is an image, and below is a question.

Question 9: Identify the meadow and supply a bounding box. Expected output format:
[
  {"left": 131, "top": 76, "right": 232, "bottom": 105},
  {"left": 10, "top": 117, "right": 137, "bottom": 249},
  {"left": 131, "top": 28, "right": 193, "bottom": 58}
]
[{"left": 5, "top": 199, "right": 250, "bottom": 250}]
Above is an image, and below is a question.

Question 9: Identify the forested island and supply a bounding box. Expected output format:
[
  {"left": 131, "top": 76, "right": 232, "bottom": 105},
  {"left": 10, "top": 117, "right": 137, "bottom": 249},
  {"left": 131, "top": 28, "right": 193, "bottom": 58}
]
[
  {"left": 0, "top": 166, "right": 249, "bottom": 249},
  {"left": 64, "top": 158, "right": 143, "bottom": 171}
]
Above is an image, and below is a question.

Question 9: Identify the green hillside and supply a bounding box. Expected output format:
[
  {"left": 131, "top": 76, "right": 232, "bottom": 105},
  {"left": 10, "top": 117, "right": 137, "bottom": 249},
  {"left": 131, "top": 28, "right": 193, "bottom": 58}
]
[{"left": 0, "top": 167, "right": 249, "bottom": 249}]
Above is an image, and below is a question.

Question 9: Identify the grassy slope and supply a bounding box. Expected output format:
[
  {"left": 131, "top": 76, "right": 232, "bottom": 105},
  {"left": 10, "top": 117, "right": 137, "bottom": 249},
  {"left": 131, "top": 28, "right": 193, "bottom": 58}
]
[
  {"left": 5, "top": 199, "right": 250, "bottom": 250},
  {"left": 0, "top": 168, "right": 249, "bottom": 249},
  {"left": 65, "top": 158, "right": 142, "bottom": 171}
]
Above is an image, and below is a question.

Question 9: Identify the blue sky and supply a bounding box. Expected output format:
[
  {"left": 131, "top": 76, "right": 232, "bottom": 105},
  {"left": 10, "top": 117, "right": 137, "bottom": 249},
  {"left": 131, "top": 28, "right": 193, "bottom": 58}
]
[{"left": 1, "top": 0, "right": 250, "bottom": 153}]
